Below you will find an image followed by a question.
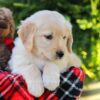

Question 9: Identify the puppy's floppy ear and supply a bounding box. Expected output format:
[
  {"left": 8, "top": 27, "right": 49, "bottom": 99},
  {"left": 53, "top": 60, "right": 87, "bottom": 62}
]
[
  {"left": 18, "top": 21, "right": 37, "bottom": 52},
  {"left": 5, "top": 8, "right": 15, "bottom": 38},
  {"left": 65, "top": 20, "right": 73, "bottom": 53},
  {"left": 9, "top": 16, "right": 15, "bottom": 38},
  {"left": 66, "top": 22, "right": 73, "bottom": 53},
  {"left": 67, "top": 34, "right": 73, "bottom": 53}
]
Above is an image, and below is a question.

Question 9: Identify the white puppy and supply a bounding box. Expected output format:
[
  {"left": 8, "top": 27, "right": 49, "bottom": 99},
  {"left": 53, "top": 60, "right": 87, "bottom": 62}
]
[{"left": 9, "top": 10, "right": 81, "bottom": 97}]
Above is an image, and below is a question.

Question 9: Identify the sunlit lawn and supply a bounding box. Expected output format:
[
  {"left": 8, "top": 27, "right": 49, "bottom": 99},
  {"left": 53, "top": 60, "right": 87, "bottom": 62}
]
[{"left": 81, "top": 82, "right": 100, "bottom": 100}]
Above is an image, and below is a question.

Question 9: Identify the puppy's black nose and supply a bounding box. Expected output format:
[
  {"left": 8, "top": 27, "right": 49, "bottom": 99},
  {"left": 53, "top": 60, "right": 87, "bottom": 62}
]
[
  {"left": 56, "top": 51, "right": 64, "bottom": 58},
  {"left": 0, "top": 20, "right": 8, "bottom": 29}
]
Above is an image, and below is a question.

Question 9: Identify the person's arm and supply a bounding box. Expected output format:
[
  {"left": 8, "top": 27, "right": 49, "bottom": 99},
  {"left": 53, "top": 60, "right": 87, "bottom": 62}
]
[{"left": 0, "top": 66, "right": 85, "bottom": 100}]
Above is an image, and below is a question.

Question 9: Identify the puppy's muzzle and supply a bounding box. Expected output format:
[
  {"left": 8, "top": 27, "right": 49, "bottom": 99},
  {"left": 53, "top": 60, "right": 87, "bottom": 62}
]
[
  {"left": 56, "top": 50, "right": 64, "bottom": 59},
  {"left": 0, "top": 20, "right": 8, "bottom": 29}
]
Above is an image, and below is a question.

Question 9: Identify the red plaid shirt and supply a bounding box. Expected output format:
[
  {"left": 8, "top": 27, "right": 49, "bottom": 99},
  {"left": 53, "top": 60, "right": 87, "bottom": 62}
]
[
  {"left": 0, "top": 71, "right": 58, "bottom": 100},
  {"left": 0, "top": 67, "right": 85, "bottom": 100}
]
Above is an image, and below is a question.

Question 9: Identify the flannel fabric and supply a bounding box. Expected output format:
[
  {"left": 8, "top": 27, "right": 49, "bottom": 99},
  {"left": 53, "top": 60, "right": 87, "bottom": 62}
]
[
  {"left": 0, "top": 67, "right": 85, "bottom": 100},
  {"left": 4, "top": 37, "right": 14, "bottom": 52},
  {"left": 0, "top": 37, "right": 14, "bottom": 51}
]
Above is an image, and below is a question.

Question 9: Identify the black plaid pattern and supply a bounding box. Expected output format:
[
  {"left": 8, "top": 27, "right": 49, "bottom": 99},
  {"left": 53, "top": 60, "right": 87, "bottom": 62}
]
[{"left": 53, "top": 67, "right": 84, "bottom": 100}]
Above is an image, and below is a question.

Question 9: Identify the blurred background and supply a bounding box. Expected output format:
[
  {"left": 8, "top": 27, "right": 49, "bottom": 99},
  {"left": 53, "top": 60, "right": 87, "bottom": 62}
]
[{"left": 0, "top": 0, "right": 100, "bottom": 99}]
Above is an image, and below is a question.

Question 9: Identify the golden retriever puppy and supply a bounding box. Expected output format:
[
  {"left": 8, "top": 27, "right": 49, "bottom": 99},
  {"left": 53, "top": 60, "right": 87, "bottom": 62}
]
[{"left": 9, "top": 10, "right": 81, "bottom": 97}]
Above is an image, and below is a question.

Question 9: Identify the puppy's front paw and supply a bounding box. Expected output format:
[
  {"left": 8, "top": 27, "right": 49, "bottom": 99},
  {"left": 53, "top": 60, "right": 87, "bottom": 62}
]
[
  {"left": 43, "top": 74, "right": 60, "bottom": 91},
  {"left": 27, "top": 80, "right": 44, "bottom": 97},
  {"left": 43, "top": 63, "right": 60, "bottom": 91}
]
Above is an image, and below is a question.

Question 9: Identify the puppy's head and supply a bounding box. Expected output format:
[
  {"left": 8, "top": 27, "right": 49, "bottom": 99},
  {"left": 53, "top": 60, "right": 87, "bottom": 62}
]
[
  {"left": 18, "top": 10, "right": 73, "bottom": 61},
  {"left": 0, "top": 7, "right": 15, "bottom": 37}
]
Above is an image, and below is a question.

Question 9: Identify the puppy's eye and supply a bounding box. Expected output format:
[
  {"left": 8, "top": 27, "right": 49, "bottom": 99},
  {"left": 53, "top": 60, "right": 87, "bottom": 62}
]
[
  {"left": 44, "top": 35, "right": 53, "bottom": 40},
  {"left": 63, "top": 36, "right": 66, "bottom": 39}
]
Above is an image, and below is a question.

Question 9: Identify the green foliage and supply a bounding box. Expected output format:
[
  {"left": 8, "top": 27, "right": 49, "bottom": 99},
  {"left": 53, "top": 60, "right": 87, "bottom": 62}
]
[{"left": 0, "top": 0, "right": 100, "bottom": 83}]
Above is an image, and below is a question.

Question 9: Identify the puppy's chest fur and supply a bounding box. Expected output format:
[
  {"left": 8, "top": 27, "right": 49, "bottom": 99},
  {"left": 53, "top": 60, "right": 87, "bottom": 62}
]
[
  {"left": 30, "top": 56, "right": 48, "bottom": 70},
  {"left": 10, "top": 38, "right": 47, "bottom": 69}
]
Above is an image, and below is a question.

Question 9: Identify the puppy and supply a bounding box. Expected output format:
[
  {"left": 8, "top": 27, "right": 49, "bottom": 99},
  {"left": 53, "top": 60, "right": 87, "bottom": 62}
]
[
  {"left": 0, "top": 7, "right": 15, "bottom": 38},
  {"left": 0, "top": 7, "right": 15, "bottom": 71},
  {"left": 9, "top": 10, "right": 81, "bottom": 97}
]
